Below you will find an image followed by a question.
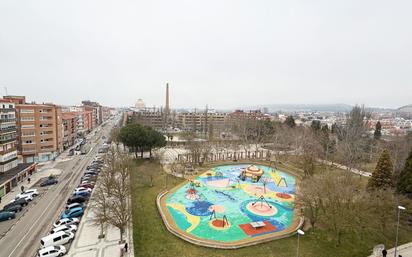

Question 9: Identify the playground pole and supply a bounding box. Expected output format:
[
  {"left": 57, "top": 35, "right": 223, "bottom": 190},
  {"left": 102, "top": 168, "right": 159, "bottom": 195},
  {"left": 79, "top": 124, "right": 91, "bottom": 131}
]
[
  {"left": 394, "top": 206, "right": 406, "bottom": 257},
  {"left": 296, "top": 229, "right": 304, "bottom": 257}
]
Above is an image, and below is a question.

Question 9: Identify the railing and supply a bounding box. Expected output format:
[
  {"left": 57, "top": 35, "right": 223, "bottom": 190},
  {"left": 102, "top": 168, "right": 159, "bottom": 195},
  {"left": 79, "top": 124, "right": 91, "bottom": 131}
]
[
  {"left": 0, "top": 118, "right": 16, "bottom": 123},
  {"left": 0, "top": 127, "right": 16, "bottom": 133},
  {"left": 0, "top": 108, "right": 15, "bottom": 113},
  {"left": 0, "top": 137, "right": 16, "bottom": 144}
]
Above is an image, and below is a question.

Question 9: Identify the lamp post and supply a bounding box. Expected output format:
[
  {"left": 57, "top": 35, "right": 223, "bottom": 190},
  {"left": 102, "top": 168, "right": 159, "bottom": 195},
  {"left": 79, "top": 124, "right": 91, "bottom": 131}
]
[
  {"left": 394, "top": 205, "right": 406, "bottom": 257},
  {"left": 297, "top": 229, "right": 305, "bottom": 257}
]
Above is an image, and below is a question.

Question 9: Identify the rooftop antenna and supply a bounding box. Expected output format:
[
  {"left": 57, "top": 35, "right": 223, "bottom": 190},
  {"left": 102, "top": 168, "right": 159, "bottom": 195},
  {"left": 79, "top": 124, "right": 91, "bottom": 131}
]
[{"left": 4, "top": 86, "right": 8, "bottom": 96}]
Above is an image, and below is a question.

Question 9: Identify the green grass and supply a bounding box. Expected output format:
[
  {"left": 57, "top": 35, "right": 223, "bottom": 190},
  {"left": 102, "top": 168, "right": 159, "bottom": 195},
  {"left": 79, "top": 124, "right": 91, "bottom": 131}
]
[{"left": 131, "top": 160, "right": 412, "bottom": 257}]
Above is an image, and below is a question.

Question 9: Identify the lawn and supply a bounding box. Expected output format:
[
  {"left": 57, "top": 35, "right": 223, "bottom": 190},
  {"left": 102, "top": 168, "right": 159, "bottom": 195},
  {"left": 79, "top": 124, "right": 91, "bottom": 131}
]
[{"left": 131, "top": 160, "right": 412, "bottom": 257}]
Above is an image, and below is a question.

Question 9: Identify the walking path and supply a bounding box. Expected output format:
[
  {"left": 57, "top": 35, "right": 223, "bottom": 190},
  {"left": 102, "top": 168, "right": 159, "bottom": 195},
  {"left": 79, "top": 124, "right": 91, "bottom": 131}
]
[
  {"left": 319, "top": 159, "right": 372, "bottom": 177},
  {"left": 67, "top": 206, "right": 134, "bottom": 257},
  {"left": 68, "top": 143, "right": 134, "bottom": 257}
]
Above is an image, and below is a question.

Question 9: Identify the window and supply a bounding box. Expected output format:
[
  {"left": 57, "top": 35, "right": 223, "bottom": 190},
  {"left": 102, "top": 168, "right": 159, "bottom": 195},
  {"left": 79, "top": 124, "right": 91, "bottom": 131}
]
[
  {"left": 22, "top": 131, "right": 35, "bottom": 136},
  {"left": 20, "top": 109, "right": 34, "bottom": 113},
  {"left": 22, "top": 125, "right": 35, "bottom": 129},
  {"left": 21, "top": 116, "right": 34, "bottom": 121}
]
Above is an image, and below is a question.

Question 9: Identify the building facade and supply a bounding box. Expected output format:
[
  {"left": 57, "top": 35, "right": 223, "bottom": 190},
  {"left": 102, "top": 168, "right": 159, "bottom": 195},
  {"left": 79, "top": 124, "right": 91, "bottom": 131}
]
[
  {"left": 0, "top": 99, "right": 18, "bottom": 173},
  {"left": 4, "top": 96, "right": 63, "bottom": 163},
  {"left": 62, "top": 112, "right": 78, "bottom": 149}
]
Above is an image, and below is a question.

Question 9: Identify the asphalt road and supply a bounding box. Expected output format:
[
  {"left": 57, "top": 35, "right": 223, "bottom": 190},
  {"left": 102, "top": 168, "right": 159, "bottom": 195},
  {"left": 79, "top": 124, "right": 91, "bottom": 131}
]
[{"left": 0, "top": 121, "right": 114, "bottom": 257}]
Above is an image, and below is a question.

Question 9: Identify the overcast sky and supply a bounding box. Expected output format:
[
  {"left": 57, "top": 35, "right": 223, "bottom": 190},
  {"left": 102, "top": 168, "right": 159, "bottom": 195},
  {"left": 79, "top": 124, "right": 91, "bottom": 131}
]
[{"left": 0, "top": 0, "right": 411, "bottom": 109}]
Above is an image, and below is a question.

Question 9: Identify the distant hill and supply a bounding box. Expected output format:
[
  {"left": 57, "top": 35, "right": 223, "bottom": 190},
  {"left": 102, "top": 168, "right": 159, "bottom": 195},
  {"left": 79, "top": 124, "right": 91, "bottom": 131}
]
[
  {"left": 398, "top": 105, "right": 412, "bottom": 112},
  {"left": 243, "top": 104, "right": 353, "bottom": 113},
  {"left": 397, "top": 105, "right": 412, "bottom": 118}
]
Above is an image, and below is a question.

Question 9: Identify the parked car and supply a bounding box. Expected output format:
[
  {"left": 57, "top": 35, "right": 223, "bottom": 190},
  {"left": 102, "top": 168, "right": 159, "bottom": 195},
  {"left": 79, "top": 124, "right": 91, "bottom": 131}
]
[
  {"left": 84, "top": 171, "right": 98, "bottom": 176},
  {"left": 4, "top": 198, "right": 28, "bottom": 208},
  {"left": 72, "top": 191, "right": 90, "bottom": 199},
  {"left": 80, "top": 179, "right": 95, "bottom": 185},
  {"left": 79, "top": 183, "right": 94, "bottom": 189},
  {"left": 3, "top": 204, "right": 22, "bottom": 213},
  {"left": 12, "top": 194, "right": 33, "bottom": 203},
  {"left": 40, "top": 178, "right": 58, "bottom": 187},
  {"left": 37, "top": 245, "right": 67, "bottom": 257},
  {"left": 0, "top": 211, "right": 16, "bottom": 221},
  {"left": 40, "top": 231, "right": 74, "bottom": 248},
  {"left": 60, "top": 207, "right": 84, "bottom": 219},
  {"left": 17, "top": 189, "right": 39, "bottom": 198},
  {"left": 80, "top": 176, "right": 96, "bottom": 183},
  {"left": 53, "top": 218, "right": 79, "bottom": 228},
  {"left": 65, "top": 203, "right": 83, "bottom": 211},
  {"left": 74, "top": 187, "right": 92, "bottom": 194},
  {"left": 66, "top": 196, "right": 87, "bottom": 205},
  {"left": 50, "top": 224, "right": 77, "bottom": 234}
]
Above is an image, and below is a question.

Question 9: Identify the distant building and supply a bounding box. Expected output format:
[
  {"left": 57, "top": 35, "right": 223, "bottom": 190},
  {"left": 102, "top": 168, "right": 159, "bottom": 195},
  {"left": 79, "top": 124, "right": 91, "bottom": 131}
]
[
  {"left": 135, "top": 99, "right": 146, "bottom": 110},
  {"left": 4, "top": 96, "right": 63, "bottom": 163}
]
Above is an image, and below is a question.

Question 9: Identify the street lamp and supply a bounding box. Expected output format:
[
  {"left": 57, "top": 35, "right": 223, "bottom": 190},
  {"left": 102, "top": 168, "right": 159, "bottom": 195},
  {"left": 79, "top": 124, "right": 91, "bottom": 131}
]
[
  {"left": 394, "top": 205, "right": 406, "bottom": 257},
  {"left": 297, "top": 229, "right": 305, "bottom": 257}
]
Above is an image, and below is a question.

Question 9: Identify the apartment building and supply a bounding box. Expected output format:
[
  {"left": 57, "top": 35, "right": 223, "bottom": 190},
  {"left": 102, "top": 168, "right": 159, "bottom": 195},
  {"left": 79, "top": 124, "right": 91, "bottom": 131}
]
[
  {"left": 0, "top": 99, "right": 18, "bottom": 172},
  {"left": 176, "top": 110, "right": 227, "bottom": 132},
  {"left": 62, "top": 112, "right": 78, "bottom": 149},
  {"left": 4, "top": 96, "right": 63, "bottom": 163}
]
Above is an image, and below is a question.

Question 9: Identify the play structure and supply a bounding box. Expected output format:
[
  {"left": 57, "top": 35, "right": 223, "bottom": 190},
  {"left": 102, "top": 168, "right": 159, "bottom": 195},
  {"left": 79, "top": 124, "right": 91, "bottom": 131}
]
[
  {"left": 239, "top": 165, "right": 264, "bottom": 182},
  {"left": 163, "top": 164, "right": 297, "bottom": 244}
]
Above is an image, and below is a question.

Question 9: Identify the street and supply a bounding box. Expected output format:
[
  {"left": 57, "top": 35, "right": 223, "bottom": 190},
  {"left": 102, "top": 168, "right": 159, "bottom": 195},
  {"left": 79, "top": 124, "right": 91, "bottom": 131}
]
[{"left": 0, "top": 121, "right": 114, "bottom": 257}]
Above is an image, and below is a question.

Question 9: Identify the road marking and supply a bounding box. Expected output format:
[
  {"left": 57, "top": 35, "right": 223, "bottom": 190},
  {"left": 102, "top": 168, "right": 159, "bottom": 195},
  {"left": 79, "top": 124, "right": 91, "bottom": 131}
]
[
  {"left": 6, "top": 186, "right": 63, "bottom": 257},
  {"left": 3, "top": 127, "right": 110, "bottom": 257}
]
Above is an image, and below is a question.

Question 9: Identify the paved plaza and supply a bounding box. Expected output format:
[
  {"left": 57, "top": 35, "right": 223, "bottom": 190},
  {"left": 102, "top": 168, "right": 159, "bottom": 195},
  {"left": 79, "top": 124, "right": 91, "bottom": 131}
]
[{"left": 68, "top": 194, "right": 134, "bottom": 257}]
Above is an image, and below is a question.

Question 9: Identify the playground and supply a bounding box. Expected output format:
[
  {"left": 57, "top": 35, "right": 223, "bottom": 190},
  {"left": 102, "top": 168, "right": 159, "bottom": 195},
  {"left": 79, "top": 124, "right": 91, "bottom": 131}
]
[{"left": 158, "top": 164, "right": 302, "bottom": 248}]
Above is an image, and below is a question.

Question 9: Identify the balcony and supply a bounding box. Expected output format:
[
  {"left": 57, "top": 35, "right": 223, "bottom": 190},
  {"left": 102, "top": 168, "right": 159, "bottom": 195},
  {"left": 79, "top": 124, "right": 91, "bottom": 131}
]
[
  {"left": 0, "top": 118, "right": 16, "bottom": 123},
  {"left": 0, "top": 137, "right": 16, "bottom": 144},
  {"left": 0, "top": 126, "right": 16, "bottom": 133},
  {"left": 22, "top": 149, "right": 36, "bottom": 154},
  {"left": 0, "top": 108, "right": 15, "bottom": 113}
]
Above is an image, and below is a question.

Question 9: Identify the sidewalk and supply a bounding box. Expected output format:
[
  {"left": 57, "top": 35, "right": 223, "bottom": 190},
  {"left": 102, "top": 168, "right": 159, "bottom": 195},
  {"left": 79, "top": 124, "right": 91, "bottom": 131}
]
[
  {"left": 67, "top": 200, "right": 134, "bottom": 257},
  {"left": 0, "top": 166, "right": 62, "bottom": 209},
  {"left": 368, "top": 242, "right": 412, "bottom": 256}
]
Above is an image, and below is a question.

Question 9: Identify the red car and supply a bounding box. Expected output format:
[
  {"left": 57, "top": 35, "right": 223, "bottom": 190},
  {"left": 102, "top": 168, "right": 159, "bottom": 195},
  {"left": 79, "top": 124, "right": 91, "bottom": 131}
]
[{"left": 79, "top": 183, "right": 94, "bottom": 189}]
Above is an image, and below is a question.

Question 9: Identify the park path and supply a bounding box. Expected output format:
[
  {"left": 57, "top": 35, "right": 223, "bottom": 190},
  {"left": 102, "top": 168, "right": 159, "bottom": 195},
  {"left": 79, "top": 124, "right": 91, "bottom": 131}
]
[{"left": 368, "top": 242, "right": 412, "bottom": 257}]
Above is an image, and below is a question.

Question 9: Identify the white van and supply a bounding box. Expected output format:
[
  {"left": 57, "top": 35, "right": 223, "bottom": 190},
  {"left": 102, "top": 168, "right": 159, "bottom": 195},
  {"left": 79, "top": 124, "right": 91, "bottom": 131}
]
[
  {"left": 40, "top": 231, "right": 74, "bottom": 248},
  {"left": 37, "top": 245, "right": 66, "bottom": 257}
]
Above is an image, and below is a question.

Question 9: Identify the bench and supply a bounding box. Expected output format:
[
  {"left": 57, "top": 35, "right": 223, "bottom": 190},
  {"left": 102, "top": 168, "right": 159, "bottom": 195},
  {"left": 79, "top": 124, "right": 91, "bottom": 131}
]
[{"left": 250, "top": 221, "right": 266, "bottom": 229}]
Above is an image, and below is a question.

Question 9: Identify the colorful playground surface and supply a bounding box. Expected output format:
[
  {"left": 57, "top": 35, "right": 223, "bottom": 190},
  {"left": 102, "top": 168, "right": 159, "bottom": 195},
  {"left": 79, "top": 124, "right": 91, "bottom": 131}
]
[{"left": 159, "top": 164, "right": 301, "bottom": 247}]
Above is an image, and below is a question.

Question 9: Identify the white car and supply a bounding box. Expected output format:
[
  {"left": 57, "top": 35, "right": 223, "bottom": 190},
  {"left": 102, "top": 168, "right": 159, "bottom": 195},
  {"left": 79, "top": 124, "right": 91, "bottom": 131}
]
[
  {"left": 50, "top": 224, "right": 77, "bottom": 234},
  {"left": 17, "top": 189, "right": 39, "bottom": 198},
  {"left": 53, "top": 218, "right": 79, "bottom": 228},
  {"left": 11, "top": 194, "right": 33, "bottom": 203},
  {"left": 66, "top": 203, "right": 83, "bottom": 211},
  {"left": 37, "top": 245, "right": 66, "bottom": 257},
  {"left": 73, "top": 187, "right": 92, "bottom": 194}
]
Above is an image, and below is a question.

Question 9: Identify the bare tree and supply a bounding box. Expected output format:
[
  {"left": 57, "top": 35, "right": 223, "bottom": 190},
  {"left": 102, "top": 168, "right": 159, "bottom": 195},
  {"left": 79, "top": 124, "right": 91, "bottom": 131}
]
[{"left": 90, "top": 148, "right": 132, "bottom": 243}]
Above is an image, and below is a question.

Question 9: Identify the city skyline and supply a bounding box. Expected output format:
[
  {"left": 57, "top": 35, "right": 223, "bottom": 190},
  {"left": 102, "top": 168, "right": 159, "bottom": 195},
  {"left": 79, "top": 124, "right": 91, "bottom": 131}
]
[{"left": 1, "top": 0, "right": 412, "bottom": 109}]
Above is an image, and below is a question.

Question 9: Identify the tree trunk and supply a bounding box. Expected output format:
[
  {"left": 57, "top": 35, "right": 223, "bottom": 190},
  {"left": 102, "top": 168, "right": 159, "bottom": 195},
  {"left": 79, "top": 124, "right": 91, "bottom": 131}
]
[
  {"left": 119, "top": 227, "right": 124, "bottom": 243},
  {"left": 141, "top": 149, "right": 144, "bottom": 158}
]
